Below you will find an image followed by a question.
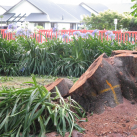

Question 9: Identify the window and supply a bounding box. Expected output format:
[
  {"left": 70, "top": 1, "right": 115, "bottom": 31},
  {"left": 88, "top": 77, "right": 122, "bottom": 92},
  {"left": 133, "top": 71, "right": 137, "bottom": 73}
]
[
  {"left": 51, "top": 23, "right": 57, "bottom": 28},
  {"left": 70, "top": 23, "right": 76, "bottom": 30},
  {"left": 35, "top": 22, "right": 45, "bottom": 28}
]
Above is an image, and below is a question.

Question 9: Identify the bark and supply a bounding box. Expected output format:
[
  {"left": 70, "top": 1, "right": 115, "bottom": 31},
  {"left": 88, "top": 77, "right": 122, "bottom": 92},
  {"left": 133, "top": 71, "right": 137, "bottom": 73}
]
[
  {"left": 44, "top": 78, "right": 73, "bottom": 97},
  {"left": 110, "top": 53, "right": 137, "bottom": 101}
]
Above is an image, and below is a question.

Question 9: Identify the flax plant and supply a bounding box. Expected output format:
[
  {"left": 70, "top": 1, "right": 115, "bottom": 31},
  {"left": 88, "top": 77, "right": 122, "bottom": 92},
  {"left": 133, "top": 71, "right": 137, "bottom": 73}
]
[{"left": 0, "top": 37, "right": 20, "bottom": 76}]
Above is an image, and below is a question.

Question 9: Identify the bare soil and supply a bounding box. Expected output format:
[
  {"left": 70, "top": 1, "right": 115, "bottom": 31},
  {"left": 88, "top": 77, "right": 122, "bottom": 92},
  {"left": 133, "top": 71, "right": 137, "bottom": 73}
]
[
  {"left": 79, "top": 98, "right": 137, "bottom": 137},
  {"left": 46, "top": 98, "right": 137, "bottom": 137}
]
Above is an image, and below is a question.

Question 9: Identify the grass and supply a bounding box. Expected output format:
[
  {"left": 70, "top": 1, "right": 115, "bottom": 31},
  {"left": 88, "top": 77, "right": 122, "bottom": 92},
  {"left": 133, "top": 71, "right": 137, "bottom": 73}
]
[
  {"left": 0, "top": 75, "right": 78, "bottom": 89},
  {"left": 0, "top": 76, "right": 55, "bottom": 89}
]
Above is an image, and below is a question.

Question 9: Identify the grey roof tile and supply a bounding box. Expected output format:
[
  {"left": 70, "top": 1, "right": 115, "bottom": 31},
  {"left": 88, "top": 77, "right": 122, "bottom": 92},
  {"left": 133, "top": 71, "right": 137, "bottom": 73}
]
[
  {"left": 0, "top": 6, "right": 12, "bottom": 11},
  {"left": 80, "top": 2, "right": 109, "bottom": 13},
  {"left": 24, "top": 13, "right": 50, "bottom": 22},
  {"left": 2, "top": 13, "right": 15, "bottom": 22},
  {"left": 57, "top": 4, "right": 91, "bottom": 20},
  {"left": 27, "top": 0, "right": 80, "bottom": 22}
]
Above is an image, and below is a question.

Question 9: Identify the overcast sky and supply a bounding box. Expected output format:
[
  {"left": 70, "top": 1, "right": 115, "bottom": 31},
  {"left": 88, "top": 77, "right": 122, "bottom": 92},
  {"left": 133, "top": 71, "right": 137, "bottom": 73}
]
[{"left": 0, "top": 0, "right": 133, "bottom": 6}]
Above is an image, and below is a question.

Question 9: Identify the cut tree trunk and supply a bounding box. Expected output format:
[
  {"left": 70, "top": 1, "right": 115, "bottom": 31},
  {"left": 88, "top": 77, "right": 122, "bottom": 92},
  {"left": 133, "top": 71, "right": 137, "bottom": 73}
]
[
  {"left": 68, "top": 50, "right": 137, "bottom": 113},
  {"left": 68, "top": 53, "right": 123, "bottom": 114},
  {"left": 111, "top": 50, "right": 137, "bottom": 56},
  {"left": 110, "top": 52, "right": 137, "bottom": 101},
  {"left": 44, "top": 50, "right": 137, "bottom": 114},
  {"left": 44, "top": 78, "right": 73, "bottom": 97}
]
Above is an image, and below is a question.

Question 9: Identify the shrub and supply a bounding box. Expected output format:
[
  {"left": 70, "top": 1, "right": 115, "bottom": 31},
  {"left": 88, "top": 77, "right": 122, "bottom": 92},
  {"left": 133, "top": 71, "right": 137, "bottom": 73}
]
[{"left": 36, "top": 25, "right": 44, "bottom": 29}]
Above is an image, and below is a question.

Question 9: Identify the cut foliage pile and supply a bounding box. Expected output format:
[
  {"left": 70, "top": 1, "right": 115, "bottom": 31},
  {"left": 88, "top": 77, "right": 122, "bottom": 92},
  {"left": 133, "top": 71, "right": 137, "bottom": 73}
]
[{"left": 0, "top": 75, "right": 85, "bottom": 137}]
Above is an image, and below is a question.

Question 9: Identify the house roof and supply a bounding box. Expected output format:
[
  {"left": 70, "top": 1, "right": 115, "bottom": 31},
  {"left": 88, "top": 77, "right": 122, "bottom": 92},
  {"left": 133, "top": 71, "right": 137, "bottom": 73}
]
[
  {"left": 3, "top": 0, "right": 45, "bottom": 15},
  {"left": 106, "top": 3, "right": 134, "bottom": 13},
  {"left": 80, "top": 2, "right": 109, "bottom": 13},
  {"left": 0, "top": 5, "right": 12, "bottom": 11},
  {"left": 2, "top": 13, "right": 15, "bottom": 22},
  {"left": 24, "top": 13, "right": 50, "bottom": 22},
  {"left": 3, "top": 0, "right": 80, "bottom": 23},
  {"left": 57, "top": 4, "right": 91, "bottom": 20},
  {"left": 27, "top": 0, "right": 80, "bottom": 23}
]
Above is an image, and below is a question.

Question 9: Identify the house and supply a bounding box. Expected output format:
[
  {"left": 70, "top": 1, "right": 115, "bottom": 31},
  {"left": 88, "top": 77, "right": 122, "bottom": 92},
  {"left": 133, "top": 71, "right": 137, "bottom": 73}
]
[
  {"left": 1, "top": 0, "right": 85, "bottom": 30},
  {"left": 0, "top": 0, "right": 133, "bottom": 30},
  {"left": 0, "top": 0, "right": 109, "bottom": 30}
]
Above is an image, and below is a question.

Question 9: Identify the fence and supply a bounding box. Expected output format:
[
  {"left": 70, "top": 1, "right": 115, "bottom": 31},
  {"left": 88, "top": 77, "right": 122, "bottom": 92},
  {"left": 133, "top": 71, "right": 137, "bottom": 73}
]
[{"left": 0, "top": 29, "right": 137, "bottom": 44}]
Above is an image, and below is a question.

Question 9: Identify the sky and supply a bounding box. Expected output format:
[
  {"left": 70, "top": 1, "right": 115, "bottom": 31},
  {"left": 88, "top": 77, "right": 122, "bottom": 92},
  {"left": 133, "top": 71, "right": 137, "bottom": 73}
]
[{"left": 0, "top": 0, "right": 132, "bottom": 6}]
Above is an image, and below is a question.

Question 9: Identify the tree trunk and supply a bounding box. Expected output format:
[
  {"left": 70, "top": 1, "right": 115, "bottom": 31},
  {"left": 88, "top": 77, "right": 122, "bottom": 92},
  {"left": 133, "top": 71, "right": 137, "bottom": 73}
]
[
  {"left": 44, "top": 78, "right": 73, "bottom": 97},
  {"left": 44, "top": 50, "right": 137, "bottom": 114},
  {"left": 68, "top": 51, "right": 137, "bottom": 113},
  {"left": 110, "top": 53, "right": 137, "bottom": 101},
  {"left": 69, "top": 53, "right": 123, "bottom": 114},
  {"left": 111, "top": 50, "right": 137, "bottom": 56}
]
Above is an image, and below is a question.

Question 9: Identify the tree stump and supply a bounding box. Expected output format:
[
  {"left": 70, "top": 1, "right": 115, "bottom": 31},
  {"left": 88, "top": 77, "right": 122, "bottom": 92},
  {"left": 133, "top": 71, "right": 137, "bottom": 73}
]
[
  {"left": 110, "top": 53, "right": 137, "bottom": 101},
  {"left": 69, "top": 53, "right": 123, "bottom": 113},
  {"left": 44, "top": 78, "right": 73, "bottom": 97},
  {"left": 44, "top": 50, "right": 137, "bottom": 114},
  {"left": 111, "top": 50, "right": 137, "bottom": 56},
  {"left": 68, "top": 51, "right": 137, "bottom": 113}
]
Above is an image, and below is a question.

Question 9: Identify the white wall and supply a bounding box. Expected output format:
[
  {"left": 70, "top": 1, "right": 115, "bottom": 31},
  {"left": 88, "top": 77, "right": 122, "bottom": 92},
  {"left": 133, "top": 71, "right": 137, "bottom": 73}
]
[
  {"left": 45, "top": 23, "right": 51, "bottom": 29},
  {"left": 0, "top": 7, "right": 6, "bottom": 15},
  {"left": 16, "top": 22, "right": 35, "bottom": 30},
  {"left": 58, "top": 23, "right": 70, "bottom": 30},
  {"left": 9, "top": 1, "right": 42, "bottom": 16},
  {"left": 8, "top": 1, "right": 43, "bottom": 28},
  {"left": 29, "top": 23, "right": 35, "bottom": 30},
  {"left": 16, "top": 22, "right": 21, "bottom": 27}
]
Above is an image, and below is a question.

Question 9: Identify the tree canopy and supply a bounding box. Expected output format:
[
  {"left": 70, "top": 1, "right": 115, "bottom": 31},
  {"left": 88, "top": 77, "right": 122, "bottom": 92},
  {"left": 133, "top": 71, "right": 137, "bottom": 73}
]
[
  {"left": 131, "top": 0, "right": 137, "bottom": 17},
  {"left": 82, "top": 10, "right": 132, "bottom": 30}
]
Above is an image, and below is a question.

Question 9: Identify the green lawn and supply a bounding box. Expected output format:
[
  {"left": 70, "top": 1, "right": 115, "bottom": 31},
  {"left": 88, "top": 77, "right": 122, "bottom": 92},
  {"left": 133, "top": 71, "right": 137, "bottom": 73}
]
[
  {"left": 0, "top": 76, "right": 55, "bottom": 89},
  {"left": 0, "top": 75, "right": 78, "bottom": 89}
]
